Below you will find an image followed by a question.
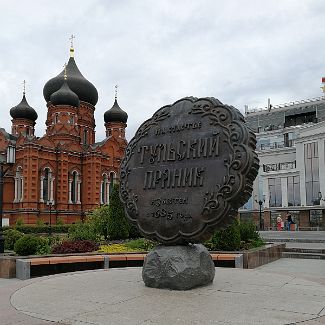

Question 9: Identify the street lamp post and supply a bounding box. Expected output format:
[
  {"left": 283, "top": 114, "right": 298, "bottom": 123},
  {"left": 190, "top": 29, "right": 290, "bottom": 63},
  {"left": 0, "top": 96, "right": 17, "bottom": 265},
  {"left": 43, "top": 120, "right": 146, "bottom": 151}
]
[
  {"left": 0, "top": 145, "right": 16, "bottom": 253},
  {"left": 255, "top": 195, "right": 265, "bottom": 231},
  {"left": 258, "top": 200, "right": 263, "bottom": 231}
]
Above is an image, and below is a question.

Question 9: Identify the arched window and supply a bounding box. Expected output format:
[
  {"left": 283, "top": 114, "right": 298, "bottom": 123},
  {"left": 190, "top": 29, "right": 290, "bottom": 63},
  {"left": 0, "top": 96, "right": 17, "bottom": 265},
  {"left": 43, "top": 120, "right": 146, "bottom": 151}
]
[
  {"left": 71, "top": 171, "right": 77, "bottom": 203},
  {"left": 100, "top": 174, "right": 109, "bottom": 204},
  {"left": 69, "top": 171, "right": 81, "bottom": 204},
  {"left": 14, "top": 167, "right": 23, "bottom": 202},
  {"left": 83, "top": 129, "right": 88, "bottom": 144},
  {"left": 40, "top": 167, "right": 54, "bottom": 203},
  {"left": 43, "top": 168, "right": 50, "bottom": 202},
  {"left": 54, "top": 113, "right": 59, "bottom": 124}
]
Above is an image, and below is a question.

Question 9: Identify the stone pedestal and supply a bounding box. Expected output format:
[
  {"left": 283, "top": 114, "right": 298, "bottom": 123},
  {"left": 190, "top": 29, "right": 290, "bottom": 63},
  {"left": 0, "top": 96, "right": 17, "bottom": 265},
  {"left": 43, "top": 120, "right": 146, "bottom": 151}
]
[{"left": 142, "top": 244, "right": 215, "bottom": 290}]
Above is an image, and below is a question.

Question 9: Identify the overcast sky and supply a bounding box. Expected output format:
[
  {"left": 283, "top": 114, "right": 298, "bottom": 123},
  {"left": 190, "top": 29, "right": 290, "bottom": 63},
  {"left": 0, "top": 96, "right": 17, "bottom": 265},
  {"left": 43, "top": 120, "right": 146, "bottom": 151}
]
[{"left": 1, "top": 0, "right": 325, "bottom": 141}]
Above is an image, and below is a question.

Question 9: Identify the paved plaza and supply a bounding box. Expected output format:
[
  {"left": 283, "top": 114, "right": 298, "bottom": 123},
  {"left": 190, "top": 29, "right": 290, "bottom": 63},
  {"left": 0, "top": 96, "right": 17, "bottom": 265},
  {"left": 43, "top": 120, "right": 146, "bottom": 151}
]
[
  {"left": 0, "top": 258, "right": 324, "bottom": 325},
  {"left": 260, "top": 231, "right": 325, "bottom": 243}
]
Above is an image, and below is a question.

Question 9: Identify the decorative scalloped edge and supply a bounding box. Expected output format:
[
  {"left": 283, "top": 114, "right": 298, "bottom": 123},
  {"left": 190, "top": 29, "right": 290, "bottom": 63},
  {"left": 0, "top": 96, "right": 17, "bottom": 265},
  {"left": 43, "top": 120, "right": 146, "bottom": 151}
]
[{"left": 120, "top": 97, "right": 259, "bottom": 244}]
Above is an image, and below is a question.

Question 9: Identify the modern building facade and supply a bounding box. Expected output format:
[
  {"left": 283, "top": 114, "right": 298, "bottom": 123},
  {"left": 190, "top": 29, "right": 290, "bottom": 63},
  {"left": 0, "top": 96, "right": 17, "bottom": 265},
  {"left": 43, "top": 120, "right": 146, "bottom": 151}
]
[
  {"left": 0, "top": 44, "right": 128, "bottom": 225},
  {"left": 242, "top": 89, "right": 325, "bottom": 230}
]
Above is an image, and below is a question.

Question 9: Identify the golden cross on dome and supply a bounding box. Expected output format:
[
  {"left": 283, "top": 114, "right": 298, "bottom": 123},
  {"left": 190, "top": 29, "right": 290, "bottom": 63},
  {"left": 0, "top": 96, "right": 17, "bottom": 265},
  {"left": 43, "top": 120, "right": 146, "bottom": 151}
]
[
  {"left": 63, "top": 63, "right": 67, "bottom": 80},
  {"left": 22, "top": 80, "right": 26, "bottom": 94},
  {"left": 115, "top": 84, "right": 118, "bottom": 100},
  {"left": 69, "top": 34, "right": 75, "bottom": 48},
  {"left": 69, "top": 34, "right": 75, "bottom": 57}
]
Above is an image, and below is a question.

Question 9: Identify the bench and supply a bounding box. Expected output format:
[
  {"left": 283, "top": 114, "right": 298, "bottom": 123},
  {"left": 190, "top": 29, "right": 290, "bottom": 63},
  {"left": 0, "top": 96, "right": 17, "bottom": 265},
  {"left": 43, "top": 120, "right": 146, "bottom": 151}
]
[
  {"left": 16, "top": 255, "right": 109, "bottom": 280},
  {"left": 108, "top": 253, "right": 243, "bottom": 268},
  {"left": 210, "top": 253, "right": 243, "bottom": 268},
  {"left": 104, "top": 253, "right": 147, "bottom": 268},
  {"left": 16, "top": 252, "right": 242, "bottom": 280}
]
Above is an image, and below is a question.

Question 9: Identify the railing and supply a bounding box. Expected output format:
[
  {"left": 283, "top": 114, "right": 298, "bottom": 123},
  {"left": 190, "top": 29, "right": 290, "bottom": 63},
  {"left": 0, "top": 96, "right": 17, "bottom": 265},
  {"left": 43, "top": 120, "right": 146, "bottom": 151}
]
[
  {"left": 259, "top": 140, "right": 294, "bottom": 151},
  {"left": 245, "top": 96, "right": 325, "bottom": 115}
]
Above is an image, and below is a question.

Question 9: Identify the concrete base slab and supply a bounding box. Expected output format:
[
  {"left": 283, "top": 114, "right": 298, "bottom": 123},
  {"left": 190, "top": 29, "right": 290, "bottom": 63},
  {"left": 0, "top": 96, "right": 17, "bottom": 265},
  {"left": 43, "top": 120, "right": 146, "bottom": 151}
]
[{"left": 9, "top": 261, "right": 325, "bottom": 325}]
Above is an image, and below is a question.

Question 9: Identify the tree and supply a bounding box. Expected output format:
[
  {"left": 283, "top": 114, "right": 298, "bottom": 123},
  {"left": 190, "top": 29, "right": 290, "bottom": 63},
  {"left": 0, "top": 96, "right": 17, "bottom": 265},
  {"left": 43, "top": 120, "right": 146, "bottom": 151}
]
[
  {"left": 107, "top": 183, "right": 130, "bottom": 240},
  {"left": 88, "top": 205, "right": 110, "bottom": 240}
]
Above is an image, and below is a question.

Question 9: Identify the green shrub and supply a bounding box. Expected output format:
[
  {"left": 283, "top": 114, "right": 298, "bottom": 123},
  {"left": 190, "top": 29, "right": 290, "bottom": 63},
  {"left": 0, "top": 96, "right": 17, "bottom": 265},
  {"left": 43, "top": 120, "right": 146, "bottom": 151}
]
[
  {"left": 206, "top": 220, "right": 265, "bottom": 251},
  {"left": 238, "top": 221, "right": 259, "bottom": 243},
  {"left": 15, "top": 218, "right": 24, "bottom": 227},
  {"left": 107, "top": 184, "right": 130, "bottom": 240},
  {"left": 240, "top": 237, "right": 265, "bottom": 250},
  {"left": 14, "top": 235, "right": 50, "bottom": 256},
  {"left": 87, "top": 205, "right": 110, "bottom": 240},
  {"left": 36, "top": 218, "right": 44, "bottom": 226},
  {"left": 68, "top": 221, "right": 100, "bottom": 242},
  {"left": 210, "top": 221, "right": 241, "bottom": 251},
  {"left": 125, "top": 238, "right": 156, "bottom": 251},
  {"left": 14, "top": 224, "right": 71, "bottom": 234},
  {"left": 56, "top": 217, "right": 64, "bottom": 225},
  {"left": 86, "top": 191, "right": 140, "bottom": 240},
  {"left": 3, "top": 229, "right": 24, "bottom": 250}
]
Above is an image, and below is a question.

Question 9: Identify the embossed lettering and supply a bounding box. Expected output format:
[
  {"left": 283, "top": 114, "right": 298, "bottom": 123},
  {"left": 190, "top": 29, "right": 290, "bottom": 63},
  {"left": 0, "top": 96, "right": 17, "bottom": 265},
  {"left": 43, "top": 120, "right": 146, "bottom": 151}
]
[
  {"left": 138, "top": 134, "right": 220, "bottom": 165},
  {"left": 143, "top": 167, "right": 205, "bottom": 190}
]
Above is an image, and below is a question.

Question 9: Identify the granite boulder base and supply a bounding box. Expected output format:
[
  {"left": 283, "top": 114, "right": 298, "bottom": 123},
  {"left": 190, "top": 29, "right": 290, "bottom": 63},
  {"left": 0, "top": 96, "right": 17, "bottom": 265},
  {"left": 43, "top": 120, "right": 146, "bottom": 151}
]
[{"left": 142, "top": 244, "right": 215, "bottom": 290}]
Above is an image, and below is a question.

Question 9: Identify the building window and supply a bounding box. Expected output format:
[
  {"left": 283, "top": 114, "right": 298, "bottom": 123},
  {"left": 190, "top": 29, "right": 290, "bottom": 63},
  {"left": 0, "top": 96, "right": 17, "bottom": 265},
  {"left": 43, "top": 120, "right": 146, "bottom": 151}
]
[
  {"left": 287, "top": 176, "right": 300, "bottom": 206},
  {"left": 284, "top": 132, "right": 294, "bottom": 147},
  {"left": 69, "top": 171, "right": 81, "bottom": 204},
  {"left": 54, "top": 113, "right": 59, "bottom": 124},
  {"left": 83, "top": 129, "right": 88, "bottom": 144},
  {"left": 69, "top": 115, "right": 74, "bottom": 124},
  {"left": 100, "top": 174, "right": 109, "bottom": 204},
  {"left": 310, "top": 210, "right": 323, "bottom": 228},
  {"left": 269, "top": 178, "right": 282, "bottom": 207},
  {"left": 40, "top": 167, "right": 54, "bottom": 203},
  {"left": 71, "top": 171, "right": 77, "bottom": 203},
  {"left": 304, "top": 142, "right": 320, "bottom": 205},
  {"left": 43, "top": 168, "right": 50, "bottom": 202},
  {"left": 285, "top": 111, "right": 316, "bottom": 127},
  {"left": 14, "top": 167, "right": 23, "bottom": 202}
]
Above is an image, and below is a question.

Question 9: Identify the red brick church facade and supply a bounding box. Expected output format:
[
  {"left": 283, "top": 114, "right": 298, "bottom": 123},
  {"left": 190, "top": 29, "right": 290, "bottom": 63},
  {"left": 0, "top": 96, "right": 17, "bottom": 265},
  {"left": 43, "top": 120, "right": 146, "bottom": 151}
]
[{"left": 0, "top": 45, "right": 128, "bottom": 225}]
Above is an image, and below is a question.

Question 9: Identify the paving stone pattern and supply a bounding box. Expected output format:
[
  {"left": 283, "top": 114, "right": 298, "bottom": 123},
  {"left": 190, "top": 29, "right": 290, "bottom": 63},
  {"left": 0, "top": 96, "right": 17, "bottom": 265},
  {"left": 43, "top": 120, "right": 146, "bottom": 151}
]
[{"left": 6, "top": 261, "right": 325, "bottom": 325}]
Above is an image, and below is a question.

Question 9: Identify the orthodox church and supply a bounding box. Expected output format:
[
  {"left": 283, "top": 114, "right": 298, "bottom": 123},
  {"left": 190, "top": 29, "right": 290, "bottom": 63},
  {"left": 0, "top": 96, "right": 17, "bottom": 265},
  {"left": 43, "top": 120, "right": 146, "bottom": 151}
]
[{"left": 0, "top": 43, "right": 128, "bottom": 225}]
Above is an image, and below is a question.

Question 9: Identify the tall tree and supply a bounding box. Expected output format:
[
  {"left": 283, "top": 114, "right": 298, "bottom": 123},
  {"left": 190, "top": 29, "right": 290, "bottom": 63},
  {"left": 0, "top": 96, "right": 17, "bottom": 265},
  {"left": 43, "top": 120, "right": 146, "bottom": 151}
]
[{"left": 107, "top": 184, "right": 129, "bottom": 240}]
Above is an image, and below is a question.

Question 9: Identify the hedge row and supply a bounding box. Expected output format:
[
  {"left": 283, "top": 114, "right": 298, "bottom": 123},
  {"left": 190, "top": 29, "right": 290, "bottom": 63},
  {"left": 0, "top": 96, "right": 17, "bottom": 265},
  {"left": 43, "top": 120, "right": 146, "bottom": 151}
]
[{"left": 5, "top": 224, "right": 72, "bottom": 234}]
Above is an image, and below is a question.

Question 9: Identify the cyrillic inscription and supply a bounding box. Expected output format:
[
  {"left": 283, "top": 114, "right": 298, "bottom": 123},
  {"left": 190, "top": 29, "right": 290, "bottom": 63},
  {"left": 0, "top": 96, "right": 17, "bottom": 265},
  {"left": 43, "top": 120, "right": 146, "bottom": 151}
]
[
  {"left": 155, "top": 122, "right": 202, "bottom": 135},
  {"left": 143, "top": 167, "right": 205, "bottom": 189},
  {"left": 138, "top": 134, "right": 220, "bottom": 165}
]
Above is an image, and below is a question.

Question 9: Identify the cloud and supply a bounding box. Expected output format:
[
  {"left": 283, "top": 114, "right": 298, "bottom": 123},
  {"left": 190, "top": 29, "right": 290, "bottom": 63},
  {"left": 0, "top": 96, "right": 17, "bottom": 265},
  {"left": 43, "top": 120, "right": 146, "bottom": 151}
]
[{"left": 1, "top": 0, "right": 325, "bottom": 140}]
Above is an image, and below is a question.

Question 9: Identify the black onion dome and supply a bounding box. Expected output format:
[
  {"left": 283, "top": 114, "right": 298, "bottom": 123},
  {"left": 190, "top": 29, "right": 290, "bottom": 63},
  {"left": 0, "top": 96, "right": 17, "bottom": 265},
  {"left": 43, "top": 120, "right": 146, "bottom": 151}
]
[
  {"left": 10, "top": 94, "right": 38, "bottom": 121},
  {"left": 104, "top": 99, "right": 128, "bottom": 123},
  {"left": 50, "top": 79, "right": 80, "bottom": 107},
  {"left": 43, "top": 56, "right": 98, "bottom": 106}
]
